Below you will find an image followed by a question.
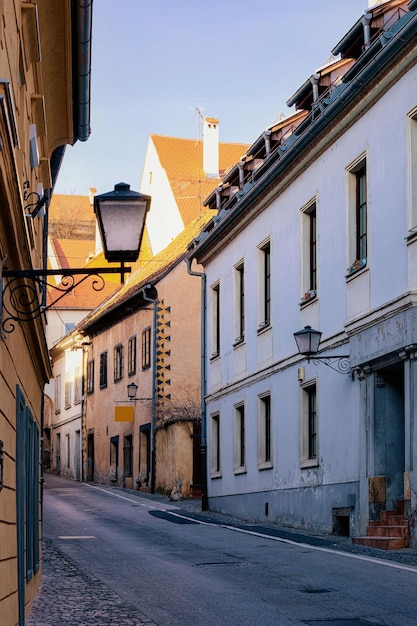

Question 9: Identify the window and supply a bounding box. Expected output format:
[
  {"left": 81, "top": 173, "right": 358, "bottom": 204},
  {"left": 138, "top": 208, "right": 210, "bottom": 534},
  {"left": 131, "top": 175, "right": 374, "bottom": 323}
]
[
  {"left": 210, "top": 413, "right": 221, "bottom": 476},
  {"left": 407, "top": 107, "right": 417, "bottom": 233},
  {"left": 347, "top": 156, "right": 367, "bottom": 274},
  {"left": 54, "top": 374, "right": 61, "bottom": 414},
  {"left": 211, "top": 282, "right": 220, "bottom": 357},
  {"left": 258, "top": 394, "right": 272, "bottom": 469},
  {"left": 86, "top": 360, "right": 94, "bottom": 394},
  {"left": 99, "top": 351, "right": 108, "bottom": 389},
  {"left": 234, "top": 261, "right": 245, "bottom": 343},
  {"left": 64, "top": 322, "right": 75, "bottom": 334},
  {"left": 16, "top": 388, "right": 40, "bottom": 586},
  {"left": 114, "top": 343, "right": 123, "bottom": 382},
  {"left": 301, "top": 382, "right": 318, "bottom": 467},
  {"left": 142, "top": 327, "right": 151, "bottom": 369},
  {"left": 64, "top": 372, "right": 71, "bottom": 409},
  {"left": 123, "top": 435, "right": 133, "bottom": 477},
  {"left": 356, "top": 165, "right": 367, "bottom": 261},
  {"left": 128, "top": 336, "right": 137, "bottom": 376},
  {"left": 234, "top": 404, "right": 246, "bottom": 473},
  {"left": 74, "top": 367, "right": 81, "bottom": 404},
  {"left": 66, "top": 435, "right": 70, "bottom": 469},
  {"left": 301, "top": 200, "right": 317, "bottom": 300},
  {"left": 258, "top": 240, "right": 271, "bottom": 328},
  {"left": 110, "top": 435, "right": 119, "bottom": 480}
]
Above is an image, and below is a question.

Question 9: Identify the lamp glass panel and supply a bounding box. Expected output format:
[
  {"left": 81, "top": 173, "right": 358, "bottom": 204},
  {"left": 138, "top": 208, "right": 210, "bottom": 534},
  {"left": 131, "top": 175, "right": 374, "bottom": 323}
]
[{"left": 98, "top": 200, "right": 147, "bottom": 261}]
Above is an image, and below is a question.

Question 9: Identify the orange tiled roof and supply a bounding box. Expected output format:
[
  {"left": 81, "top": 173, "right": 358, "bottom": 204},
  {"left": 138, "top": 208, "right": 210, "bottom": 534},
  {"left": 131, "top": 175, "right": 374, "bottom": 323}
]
[
  {"left": 151, "top": 135, "right": 249, "bottom": 226},
  {"left": 80, "top": 210, "right": 216, "bottom": 329},
  {"left": 50, "top": 238, "right": 96, "bottom": 269},
  {"left": 47, "top": 228, "right": 154, "bottom": 307},
  {"left": 46, "top": 277, "right": 118, "bottom": 310},
  {"left": 49, "top": 194, "right": 95, "bottom": 223}
]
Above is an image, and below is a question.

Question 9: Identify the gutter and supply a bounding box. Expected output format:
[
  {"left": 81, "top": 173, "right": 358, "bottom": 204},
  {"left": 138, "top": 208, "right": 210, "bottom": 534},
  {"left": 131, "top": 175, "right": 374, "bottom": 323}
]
[
  {"left": 189, "top": 6, "right": 417, "bottom": 261},
  {"left": 73, "top": 0, "right": 92, "bottom": 142}
]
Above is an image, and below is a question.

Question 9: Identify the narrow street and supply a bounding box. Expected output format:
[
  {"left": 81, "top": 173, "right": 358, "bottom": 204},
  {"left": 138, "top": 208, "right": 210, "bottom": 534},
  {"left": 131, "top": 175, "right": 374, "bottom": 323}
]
[{"left": 29, "top": 474, "right": 417, "bottom": 626}]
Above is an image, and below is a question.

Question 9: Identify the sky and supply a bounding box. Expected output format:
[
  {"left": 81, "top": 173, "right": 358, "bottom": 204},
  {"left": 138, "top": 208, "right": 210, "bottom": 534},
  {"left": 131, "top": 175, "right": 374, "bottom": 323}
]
[{"left": 54, "top": 0, "right": 369, "bottom": 196}]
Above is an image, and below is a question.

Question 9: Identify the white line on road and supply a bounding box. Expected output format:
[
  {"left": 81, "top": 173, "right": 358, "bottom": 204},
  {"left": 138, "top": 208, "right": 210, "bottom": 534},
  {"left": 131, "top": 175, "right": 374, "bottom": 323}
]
[{"left": 83, "top": 484, "right": 417, "bottom": 574}]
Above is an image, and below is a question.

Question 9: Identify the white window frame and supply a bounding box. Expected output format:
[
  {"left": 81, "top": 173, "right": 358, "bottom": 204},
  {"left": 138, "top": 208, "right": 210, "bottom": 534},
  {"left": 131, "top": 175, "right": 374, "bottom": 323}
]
[
  {"left": 233, "top": 403, "right": 246, "bottom": 474},
  {"left": 257, "top": 238, "right": 271, "bottom": 330},
  {"left": 234, "top": 260, "right": 245, "bottom": 344},
  {"left": 346, "top": 152, "right": 368, "bottom": 275},
  {"left": 210, "top": 281, "right": 220, "bottom": 358},
  {"left": 258, "top": 393, "right": 273, "bottom": 470},
  {"left": 210, "top": 412, "right": 221, "bottom": 477},
  {"left": 300, "top": 379, "right": 318, "bottom": 468},
  {"left": 407, "top": 106, "right": 417, "bottom": 236},
  {"left": 54, "top": 374, "right": 61, "bottom": 414},
  {"left": 300, "top": 198, "right": 318, "bottom": 303}
]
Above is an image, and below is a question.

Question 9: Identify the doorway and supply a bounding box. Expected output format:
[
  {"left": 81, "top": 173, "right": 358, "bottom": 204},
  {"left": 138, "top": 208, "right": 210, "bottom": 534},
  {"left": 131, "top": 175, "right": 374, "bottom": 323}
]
[
  {"left": 373, "top": 362, "right": 405, "bottom": 509},
  {"left": 87, "top": 431, "right": 94, "bottom": 481}
]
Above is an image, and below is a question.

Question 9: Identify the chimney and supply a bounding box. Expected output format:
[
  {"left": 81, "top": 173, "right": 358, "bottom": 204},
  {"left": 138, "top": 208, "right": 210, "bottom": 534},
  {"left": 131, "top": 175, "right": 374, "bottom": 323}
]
[
  {"left": 203, "top": 118, "right": 219, "bottom": 178},
  {"left": 89, "top": 187, "right": 97, "bottom": 206}
]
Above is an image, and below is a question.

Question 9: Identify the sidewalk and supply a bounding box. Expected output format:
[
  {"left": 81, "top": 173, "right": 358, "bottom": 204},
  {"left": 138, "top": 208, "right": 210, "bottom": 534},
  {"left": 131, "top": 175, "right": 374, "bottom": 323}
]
[
  {"left": 27, "top": 538, "right": 157, "bottom": 626},
  {"left": 28, "top": 483, "right": 417, "bottom": 626}
]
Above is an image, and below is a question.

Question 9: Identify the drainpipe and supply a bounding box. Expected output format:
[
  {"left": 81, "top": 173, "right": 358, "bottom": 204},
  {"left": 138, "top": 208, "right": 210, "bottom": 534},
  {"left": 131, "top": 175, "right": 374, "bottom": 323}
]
[
  {"left": 263, "top": 131, "right": 272, "bottom": 157},
  {"left": 238, "top": 158, "right": 246, "bottom": 189},
  {"left": 186, "top": 257, "right": 208, "bottom": 511},
  {"left": 215, "top": 185, "right": 222, "bottom": 210},
  {"left": 141, "top": 284, "right": 158, "bottom": 494},
  {"left": 310, "top": 73, "right": 320, "bottom": 103},
  {"left": 362, "top": 12, "right": 373, "bottom": 49}
]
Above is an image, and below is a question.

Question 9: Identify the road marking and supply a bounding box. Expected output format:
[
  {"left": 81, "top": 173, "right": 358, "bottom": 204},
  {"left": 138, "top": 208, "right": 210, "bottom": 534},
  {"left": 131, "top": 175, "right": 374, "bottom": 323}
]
[
  {"left": 82, "top": 484, "right": 417, "bottom": 573},
  {"left": 84, "top": 483, "right": 167, "bottom": 510},
  {"left": 58, "top": 536, "right": 97, "bottom": 540}
]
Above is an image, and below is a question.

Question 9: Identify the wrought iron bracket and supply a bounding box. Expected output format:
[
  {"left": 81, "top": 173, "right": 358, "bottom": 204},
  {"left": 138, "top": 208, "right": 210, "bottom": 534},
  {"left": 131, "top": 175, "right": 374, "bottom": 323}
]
[
  {"left": 0, "top": 260, "right": 131, "bottom": 334},
  {"left": 308, "top": 355, "right": 352, "bottom": 376}
]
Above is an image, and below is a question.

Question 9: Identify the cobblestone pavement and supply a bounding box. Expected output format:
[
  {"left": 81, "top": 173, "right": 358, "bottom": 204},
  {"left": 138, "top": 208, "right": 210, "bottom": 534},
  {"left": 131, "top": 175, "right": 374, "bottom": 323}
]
[
  {"left": 28, "top": 485, "right": 417, "bottom": 626},
  {"left": 27, "top": 538, "right": 157, "bottom": 626}
]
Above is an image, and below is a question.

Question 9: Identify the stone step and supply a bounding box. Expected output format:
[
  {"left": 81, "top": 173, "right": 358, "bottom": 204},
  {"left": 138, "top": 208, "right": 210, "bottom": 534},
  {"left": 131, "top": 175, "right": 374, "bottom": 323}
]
[
  {"left": 366, "top": 525, "right": 409, "bottom": 538},
  {"left": 380, "top": 511, "right": 408, "bottom": 526},
  {"left": 352, "top": 535, "right": 408, "bottom": 550}
]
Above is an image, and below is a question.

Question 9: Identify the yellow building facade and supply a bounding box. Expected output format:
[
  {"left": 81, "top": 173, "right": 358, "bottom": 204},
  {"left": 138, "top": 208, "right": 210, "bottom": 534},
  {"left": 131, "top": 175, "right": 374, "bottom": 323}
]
[{"left": 0, "top": 2, "right": 92, "bottom": 624}]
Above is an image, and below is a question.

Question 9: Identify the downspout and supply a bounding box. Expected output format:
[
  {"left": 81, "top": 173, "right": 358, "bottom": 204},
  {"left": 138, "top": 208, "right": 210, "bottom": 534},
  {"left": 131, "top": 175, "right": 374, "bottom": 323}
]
[
  {"left": 74, "top": 0, "right": 93, "bottom": 142},
  {"left": 310, "top": 73, "right": 320, "bottom": 103},
  {"left": 263, "top": 130, "right": 272, "bottom": 157},
  {"left": 186, "top": 257, "right": 208, "bottom": 511},
  {"left": 362, "top": 12, "right": 373, "bottom": 49},
  {"left": 141, "top": 284, "right": 158, "bottom": 494}
]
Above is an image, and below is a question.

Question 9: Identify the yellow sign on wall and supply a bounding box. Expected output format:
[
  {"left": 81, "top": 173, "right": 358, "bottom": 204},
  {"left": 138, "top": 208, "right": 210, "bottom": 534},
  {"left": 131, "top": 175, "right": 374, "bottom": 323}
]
[{"left": 114, "top": 406, "right": 134, "bottom": 422}]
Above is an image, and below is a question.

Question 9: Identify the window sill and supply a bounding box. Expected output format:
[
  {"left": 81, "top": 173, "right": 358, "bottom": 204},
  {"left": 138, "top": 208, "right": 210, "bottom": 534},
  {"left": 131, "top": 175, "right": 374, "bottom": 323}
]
[
  {"left": 406, "top": 229, "right": 417, "bottom": 244},
  {"left": 300, "top": 458, "right": 319, "bottom": 469},
  {"left": 233, "top": 336, "right": 245, "bottom": 348},
  {"left": 210, "top": 471, "right": 222, "bottom": 480},
  {"left": 210, "top": 351, "right": 220, "bottom": 362},
  {"left": 233, "top": 466, "right": 247, "bottom": 475},
  {"left": 346, "top": 258, "right": 367, "bottom": 279},
  {"left": 258, "top": 461, "right": 273, "bottom": 471},
  {"left": 257, "top": 321, "right": 271, "bottom": 335},
  {"left": 300, "top": 290, "right": 317, "bottom": 307}
]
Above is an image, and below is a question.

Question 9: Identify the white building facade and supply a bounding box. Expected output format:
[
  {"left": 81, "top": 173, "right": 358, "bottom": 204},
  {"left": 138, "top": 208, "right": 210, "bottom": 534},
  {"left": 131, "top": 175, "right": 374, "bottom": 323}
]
[{"left": 188, "top": 0, "right": 417, "bottom": 546}]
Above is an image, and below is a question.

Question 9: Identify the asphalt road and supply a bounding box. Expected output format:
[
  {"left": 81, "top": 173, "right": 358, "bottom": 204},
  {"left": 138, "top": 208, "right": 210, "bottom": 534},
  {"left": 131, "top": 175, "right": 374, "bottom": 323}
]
[{"left": 37, "top": 474, "right": 417, "bottom": 626}]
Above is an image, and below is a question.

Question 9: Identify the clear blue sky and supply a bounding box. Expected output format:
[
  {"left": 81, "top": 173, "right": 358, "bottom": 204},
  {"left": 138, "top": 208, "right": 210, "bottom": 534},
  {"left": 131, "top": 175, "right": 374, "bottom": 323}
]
[{"left": 54, "top": 0, "right": 368, "bottom": 195}]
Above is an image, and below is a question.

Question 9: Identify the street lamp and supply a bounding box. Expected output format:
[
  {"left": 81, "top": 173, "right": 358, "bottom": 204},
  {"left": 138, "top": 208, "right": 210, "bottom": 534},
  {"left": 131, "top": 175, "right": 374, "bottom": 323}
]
[
  {"left": 94, "top": 182, "right": 150, "bottom": 264},
  {"left": 127, "top": 382, "right": 138, "bottom": 401},
  {"left": 293, "top": 325, "right": 322, "bottom": 360},
  {"left": 293, "top": 325, "right": 351, "bottom": 375},
  {"left": 1, "top": 182, "right": 151, "bottom": 333}
]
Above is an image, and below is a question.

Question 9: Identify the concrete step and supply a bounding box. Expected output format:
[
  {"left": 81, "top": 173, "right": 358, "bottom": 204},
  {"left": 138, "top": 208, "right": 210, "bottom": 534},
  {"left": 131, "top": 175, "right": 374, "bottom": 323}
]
[
  {"left": 366, "top": 525, "right": 409, "bottom": 538},
  {"left": 352, "top": 535, "right": 408, "bottom": 550}
]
